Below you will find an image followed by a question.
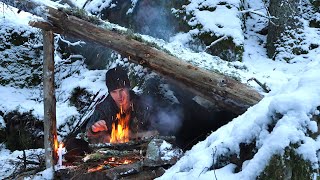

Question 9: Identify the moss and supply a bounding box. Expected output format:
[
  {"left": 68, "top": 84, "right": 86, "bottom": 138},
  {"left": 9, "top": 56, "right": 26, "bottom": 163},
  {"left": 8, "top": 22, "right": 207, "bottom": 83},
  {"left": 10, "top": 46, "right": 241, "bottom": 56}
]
[
  {"left": 61, "top": 7, "right": 102, "bottom": 25},
  {"left": 258, "top": 146, "right": 314, "bottom": 180}
]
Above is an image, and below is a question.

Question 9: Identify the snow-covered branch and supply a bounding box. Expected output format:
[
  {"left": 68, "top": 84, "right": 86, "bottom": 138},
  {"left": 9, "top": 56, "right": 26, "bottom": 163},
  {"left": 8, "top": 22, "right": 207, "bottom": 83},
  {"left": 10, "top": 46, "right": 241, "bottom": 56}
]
[
  {"left": 56, "top": 34, "right": 86, "bottom": 46},
  {"left": 239, "top": 9, "right": 278, "bottom": 20},
  {"left": 205, "top": 35, "right": 228, "bottom": 50}
]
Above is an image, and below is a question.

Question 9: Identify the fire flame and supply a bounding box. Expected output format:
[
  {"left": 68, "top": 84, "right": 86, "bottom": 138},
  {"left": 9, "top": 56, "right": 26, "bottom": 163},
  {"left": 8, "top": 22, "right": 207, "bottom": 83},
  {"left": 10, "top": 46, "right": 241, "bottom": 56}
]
[{"left": 110, "top": 106, "right": 130, "bottom": 143}]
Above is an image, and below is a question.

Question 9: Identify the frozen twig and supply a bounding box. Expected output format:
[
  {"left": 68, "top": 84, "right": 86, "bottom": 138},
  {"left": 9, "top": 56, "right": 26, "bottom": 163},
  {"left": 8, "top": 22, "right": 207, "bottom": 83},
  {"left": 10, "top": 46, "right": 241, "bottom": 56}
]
[
  {"left": 56, "top": 34, "right": 86, "bottom": 46},
  {"left": 205, "top": 35, "right": 228, "bottom": 50},
  {"left": 239, "top": 9, "right": 278, "bottom": 26},
  {"left": 247, "top": 77, "right": 271, "bottom": 93}
]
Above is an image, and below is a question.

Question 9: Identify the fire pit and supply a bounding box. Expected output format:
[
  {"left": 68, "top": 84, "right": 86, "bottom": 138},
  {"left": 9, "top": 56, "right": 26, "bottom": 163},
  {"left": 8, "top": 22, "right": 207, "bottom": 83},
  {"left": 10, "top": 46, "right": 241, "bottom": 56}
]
[{"left": 56, "top": 135, "right": 183, "bottom": 180}]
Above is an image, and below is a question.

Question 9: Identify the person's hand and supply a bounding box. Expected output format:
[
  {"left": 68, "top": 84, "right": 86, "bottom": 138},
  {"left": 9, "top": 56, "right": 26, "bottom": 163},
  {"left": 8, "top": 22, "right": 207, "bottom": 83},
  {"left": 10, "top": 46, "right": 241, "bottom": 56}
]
[{"left": 91, "top": 120, "right": 108, "bottom": 133}]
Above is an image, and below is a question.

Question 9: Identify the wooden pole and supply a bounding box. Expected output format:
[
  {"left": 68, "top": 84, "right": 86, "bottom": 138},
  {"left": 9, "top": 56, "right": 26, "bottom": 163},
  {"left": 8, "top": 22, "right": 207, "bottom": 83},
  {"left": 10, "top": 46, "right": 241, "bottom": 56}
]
[{"left": 43, "top": 30, "right": 58, "bottom": 170}]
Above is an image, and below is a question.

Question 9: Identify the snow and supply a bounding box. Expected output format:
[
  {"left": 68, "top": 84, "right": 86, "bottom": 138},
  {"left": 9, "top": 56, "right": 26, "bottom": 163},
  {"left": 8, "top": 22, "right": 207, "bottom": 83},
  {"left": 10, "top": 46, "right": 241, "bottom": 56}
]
[
  {"left": 84, "top": 0, "right": 113, "bottom": 13},
  {"left": 0, "top": 146, "right": 45, "bottom": 179},
  {"left": 71, "top": 0, "right": 87, "bottom": 8},
  {"left": 185, "top": 0, "right": 244, "bottom": 46},
  {"left": 158, "top": 66, "right": 320, "bottom": 179},
  {"left": 0, "top": 0, "right": 319, "bottom": 179}
]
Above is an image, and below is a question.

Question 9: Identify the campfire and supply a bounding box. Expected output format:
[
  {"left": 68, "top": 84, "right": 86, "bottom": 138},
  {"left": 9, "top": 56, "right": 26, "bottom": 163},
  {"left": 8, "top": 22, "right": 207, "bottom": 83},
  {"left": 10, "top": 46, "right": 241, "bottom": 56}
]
[
  {"left": 56, "top": 107, "right": 183, "bottom": 179},
  {"left": 110, "top": 106, "right": 130, "bottom": 143}
]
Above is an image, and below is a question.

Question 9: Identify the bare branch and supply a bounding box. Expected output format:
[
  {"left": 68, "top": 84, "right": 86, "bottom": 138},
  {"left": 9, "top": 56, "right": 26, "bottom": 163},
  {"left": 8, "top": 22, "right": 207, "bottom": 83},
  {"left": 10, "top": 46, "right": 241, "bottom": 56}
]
[
  {"left": 56, "top": 34, "right": 86, "bottom": 47},
  {"left": 239, "top": 9, "right": 278, "bottom": 20},
  {"left": 205, "top": 35, "right": 228, "bottom": 50}
]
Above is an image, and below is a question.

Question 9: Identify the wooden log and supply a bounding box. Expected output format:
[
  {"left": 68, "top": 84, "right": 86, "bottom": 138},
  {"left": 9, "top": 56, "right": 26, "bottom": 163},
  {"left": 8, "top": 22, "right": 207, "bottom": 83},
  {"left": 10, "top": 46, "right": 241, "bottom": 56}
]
[
  {"left": 43, "top": 30, "right": 58, "bottom": 170},
  {"left": 1, "top": 0, "right": 263, "bottom": 114},
  {"left": 89, "top": 135, "right": 176, "bottom": 150},
  {"left": 84, "top": 150, "right": 142, "bottom": 163}
]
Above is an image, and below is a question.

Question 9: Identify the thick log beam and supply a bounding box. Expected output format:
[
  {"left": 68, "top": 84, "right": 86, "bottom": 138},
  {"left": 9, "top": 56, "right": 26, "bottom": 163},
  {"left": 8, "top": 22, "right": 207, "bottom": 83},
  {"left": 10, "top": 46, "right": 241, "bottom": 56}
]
[{"left": 1, "top": 0, "right": 263, "bottom": 114}]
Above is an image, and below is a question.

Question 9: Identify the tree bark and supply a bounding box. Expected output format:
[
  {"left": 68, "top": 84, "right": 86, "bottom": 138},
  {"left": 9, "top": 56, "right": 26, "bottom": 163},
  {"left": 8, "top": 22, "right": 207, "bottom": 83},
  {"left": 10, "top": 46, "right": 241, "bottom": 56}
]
[
  {"left": 43, "top": 30, "right": 58, "bottom": 170},
  {"left": 2, "top": 0, "right": 263, "bottom": 114},
  {"left": 266, "top": 0, "right": 302, "bottom": 58}
]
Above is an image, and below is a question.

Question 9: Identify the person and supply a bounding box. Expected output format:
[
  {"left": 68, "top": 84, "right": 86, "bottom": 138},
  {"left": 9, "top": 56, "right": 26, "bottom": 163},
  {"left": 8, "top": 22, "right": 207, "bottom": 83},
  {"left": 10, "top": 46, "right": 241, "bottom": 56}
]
[{"left": 86, "top": 67, "right": 156, "bottom": 143}]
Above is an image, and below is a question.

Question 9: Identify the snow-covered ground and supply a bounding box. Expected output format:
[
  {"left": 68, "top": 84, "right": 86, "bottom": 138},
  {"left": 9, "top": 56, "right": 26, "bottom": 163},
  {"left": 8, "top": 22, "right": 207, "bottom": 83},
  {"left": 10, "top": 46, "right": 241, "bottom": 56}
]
[{"left": 0, "top": 0, "right": 319, "bottom": 179}]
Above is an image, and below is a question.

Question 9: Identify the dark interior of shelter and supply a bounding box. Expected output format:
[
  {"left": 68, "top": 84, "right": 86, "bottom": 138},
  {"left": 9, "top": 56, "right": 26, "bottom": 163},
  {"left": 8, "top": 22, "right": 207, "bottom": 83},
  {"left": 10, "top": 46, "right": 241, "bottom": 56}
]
[{"left": 146, "top": 81, "right": 237, "bottom": 151}]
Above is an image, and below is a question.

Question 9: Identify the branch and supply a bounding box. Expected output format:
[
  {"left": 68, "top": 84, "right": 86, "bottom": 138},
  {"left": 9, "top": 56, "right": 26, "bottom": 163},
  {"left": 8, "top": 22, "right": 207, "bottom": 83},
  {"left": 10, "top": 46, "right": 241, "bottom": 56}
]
[
  {"left": 239, "top": 9, "right": 278, "bottom": 20},
  {"left": 247, "top": 78, "right": 270, "bottom": 93},
  {"left": 205, "top": 35, "right": 228, "bottom": 50},
  {"left": 17, "top": 156, "right": 41, "bottom": 165},
  {"left": 239, "top": 9, "right": 278, "bottom": 26},
  {"left": 56, "top": 34, "right": 86, "bottom": 47}
]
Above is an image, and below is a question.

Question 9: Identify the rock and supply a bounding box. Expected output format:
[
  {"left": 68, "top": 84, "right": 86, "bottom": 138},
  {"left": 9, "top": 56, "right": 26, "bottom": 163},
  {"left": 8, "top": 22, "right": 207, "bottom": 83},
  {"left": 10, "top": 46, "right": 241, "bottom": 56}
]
[{"left": 143, "top": 138, "right": 183, "bottom": 167}]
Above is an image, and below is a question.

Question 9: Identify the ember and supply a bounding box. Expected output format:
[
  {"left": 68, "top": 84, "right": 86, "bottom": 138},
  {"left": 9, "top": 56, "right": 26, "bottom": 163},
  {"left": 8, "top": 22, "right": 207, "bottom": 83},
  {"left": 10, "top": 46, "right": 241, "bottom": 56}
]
[
  {"left": 103, "top": 157, "right": 134, "bottom": 167},
  {"left": 88, "top": 164, "right": 105, "bottom": 173},
  {"left": 110, "top": 106, "right": 130, "bottom": 143},
  {"left": 88, "top": 156, "right": 137, "bottom": 173}
]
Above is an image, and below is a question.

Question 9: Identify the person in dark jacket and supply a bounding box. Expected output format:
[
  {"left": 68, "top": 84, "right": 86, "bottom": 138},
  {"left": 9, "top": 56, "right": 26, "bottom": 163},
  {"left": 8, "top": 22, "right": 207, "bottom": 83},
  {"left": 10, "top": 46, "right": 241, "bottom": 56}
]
[{"left": 86, "top": 67, "right": 156, "bottom": 143}]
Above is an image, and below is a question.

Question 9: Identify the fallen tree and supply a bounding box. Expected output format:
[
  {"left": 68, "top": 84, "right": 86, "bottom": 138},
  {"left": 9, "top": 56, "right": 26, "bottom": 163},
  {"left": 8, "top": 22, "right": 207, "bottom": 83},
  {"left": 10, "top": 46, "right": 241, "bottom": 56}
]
[{"left": 1, "top": 0, "right": 263, "bottom": 114}]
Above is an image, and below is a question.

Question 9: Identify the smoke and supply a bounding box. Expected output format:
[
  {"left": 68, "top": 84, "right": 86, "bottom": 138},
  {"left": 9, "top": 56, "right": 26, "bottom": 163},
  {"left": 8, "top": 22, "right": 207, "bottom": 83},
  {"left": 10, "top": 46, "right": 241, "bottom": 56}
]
[
  {"left": 135, "top": 0, "right": 175, "bottom": 40},
  {"left": 153, "top": 106, "right": 184, "bottom": 135}
]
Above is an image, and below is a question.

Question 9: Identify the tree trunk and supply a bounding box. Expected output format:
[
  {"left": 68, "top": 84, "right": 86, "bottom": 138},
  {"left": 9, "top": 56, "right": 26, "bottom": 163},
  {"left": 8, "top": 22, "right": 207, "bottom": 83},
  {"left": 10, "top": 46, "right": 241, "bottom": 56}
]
[
  {"left": 266, "top": 0, "right": 302, "bottom": 58},
  {"left": 43, "top": 30, "right": 58, "bottom": 170},
  {"left": 2, "top": 0, "right": 263, "bottom": 114}
]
